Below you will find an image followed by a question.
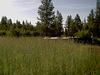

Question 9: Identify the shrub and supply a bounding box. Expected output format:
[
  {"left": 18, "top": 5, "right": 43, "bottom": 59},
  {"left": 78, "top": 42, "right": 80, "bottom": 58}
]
[
  {"left": 10, "top": 29, "right": 21, "bottom": 37},
  {"left": 75, "top": 30, "right": 92, "bottom": 43},
  {"left": 33, "top": 31, "right": 40, "bottom": 36},
  {"left": 0, "top": 30, "right": 6, "bottom": 36}
]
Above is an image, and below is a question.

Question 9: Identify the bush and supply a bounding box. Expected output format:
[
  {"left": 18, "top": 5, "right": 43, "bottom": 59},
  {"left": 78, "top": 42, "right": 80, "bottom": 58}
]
[
  {"left": 33, "top": 31, "right": 40, "bottom": 36},
  {"left": 0, "top": 30, "right": 6, "bottom": 36},
  {"left": 75, "top": 30, "right": 90, "bottom": 38},
  {"left": 92, "top": 38, "right": 100, "bottom": 45},
  {"left": 23, "top": 30, "right": 31, "bottom": 36},
  {"left": 10, "top": 30, "right": 21, "bottom": 37},
  {"left": 75, "top": 30, "right": 92, "bottom": 43}
]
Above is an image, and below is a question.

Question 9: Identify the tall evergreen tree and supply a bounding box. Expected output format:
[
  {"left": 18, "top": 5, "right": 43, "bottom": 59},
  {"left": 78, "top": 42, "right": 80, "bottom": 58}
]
[
  {"left": 7, "top": 19, "right": 12, "bottom": 25},
  {"left": 65, "top": 15, "right": 76, "bottom": 36},
  {"left": 65, "top": 15, "right": 71, "bottom": 36},
  {"left": 74, "top": 14, "right": 82, "bottom": 31},
  {"left": 56, "top": 10, "right": 63, "bottom": 36},
  {"left": 51, "top": 11, "right": 63, "bottom": 36},
  {"left": 22, "top": 21, "right": 25, "bottom": 26},
  {"left": 7, "top": 19, "right": 12, "bottom": 30},
  {"left": 87, "top": 9, "right": 95, "bottom": 36},
  {"left": 0, "top": 16, "right": 8, "bottom": 30},
  {"left": 38, "top": 0, "right": 55, "bottom": 36},
  {"left": 16, "top": 20, "right": 22, "bottom": 29},
  {"left": 94, "top": 0, "right": 100, "bottom": 37},
  {"left": 1, "top": 16, "right": 7, "bottom": 25}
]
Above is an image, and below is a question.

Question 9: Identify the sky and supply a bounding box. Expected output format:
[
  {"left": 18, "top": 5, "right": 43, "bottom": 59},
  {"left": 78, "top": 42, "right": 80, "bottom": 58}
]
[{"left": 0, "top": 0, "right": 96, "bottom": 25}]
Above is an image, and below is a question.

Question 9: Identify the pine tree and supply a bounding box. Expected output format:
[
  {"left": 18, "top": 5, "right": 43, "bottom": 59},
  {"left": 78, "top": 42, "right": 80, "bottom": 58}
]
[
  {"left": 1, "top": 16, "right": 7, "bottom": 25},
  {"left": 0, "top": 16, "right": 8, "bottom": 30},
  {"left": 22, "top": 21, "right": 25, "bottom": 26},
  {"left": 74, "top": 14, "right": 82, "bottom": 31},
  {"left": 65, "top": 15, "right": 71, "bottom": 36},
  {"left": 56, "top": 10, "right": 63, "bottom": 36},
  {"left": 7, "top": 19, "right": 12, "bottom": 30},
  {"left": 87, "top": 9, "right": 95, "bottom": 36},
  {"left": 65, "top": 15, "right": 76, "bottom": 36},
  {"left": 94, "top": 0, "right": 100, "bottom": 37},
  {"left": 16, "top": 20, "right": 21, "bottom": 28},
  {"left": 38, "top": 0, "right": 55, "bottom": 36},
  {"left": 51, "top": 11, "right": 63, "bottom": 36}
]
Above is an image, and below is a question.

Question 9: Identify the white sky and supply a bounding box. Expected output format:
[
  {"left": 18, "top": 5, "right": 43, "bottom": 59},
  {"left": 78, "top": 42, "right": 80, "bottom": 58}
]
[
  {"left": 0, "top": 0, "right": 96, "bottom": 25},
  {"left": 0, "top": 0, "right": 40, "bottom": 25}
]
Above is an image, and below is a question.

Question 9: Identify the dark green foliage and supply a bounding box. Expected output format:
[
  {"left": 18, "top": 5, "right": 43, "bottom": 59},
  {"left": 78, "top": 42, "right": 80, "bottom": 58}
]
[
  {"left": 75, "top": 30, "right": 92, "bottom": 43},
  {"left": 33, "top": 31, "right": 41, "bottom": 36},
  {"left": 74, "top": 7, "right": 100, "bottom": 44},
  {"left": 74, "top": 10, "right": 94, "bottom": 43},
  {"left": 0, "top": 16, "right": 8, "bottom": 30},
  {"left": 65, "top": 15, "right": 78, "bottom": 37},
  {"left": 7, "top": 19, "right": 12, "bottom": 30},
  {"left": 48, "top": 11, "right": 63, "bottom": 37},
  {"left": 92, "top": 38, "right": 100, "bottom": 45},
  {"left": 0, "top": 16, "right": 37, "bottom": 37},
  {"left": 38, "top": 0, "right": 63, "bottom": 37},
  {"left": 12, "top": 29, "right": 21, "bottom": 37},
  {"left": 65, "top": 15, "right": 72, "bottom": 36},
  {"left": 55, "top": 11, "right": 63, "bottom": 36},
  {"left": 74, "top": 14, "right": 82, "bottom": 31},
  {"left": 38, "top": 0, "right": 55, "bottom": 36},
  {"left": 77, "top": 9, "right": 95, "bottom": 39},
  {"left": 1, "top": 16, "right": 7, "bottom": 26},
  {"left": 94, "top": 6, "right": 100, "bottom": 37},
  {"left": 0, "top": 30, "right": 6, "bottom": 36},
  {"left": 86, "top": 9, "right": 95, "bottom": 37},
  {"left": 64, "top": 0, "right": 100, "bottom": 41},
  {"left": 35, "top": 21, "right": 44, "bottom": 36}
]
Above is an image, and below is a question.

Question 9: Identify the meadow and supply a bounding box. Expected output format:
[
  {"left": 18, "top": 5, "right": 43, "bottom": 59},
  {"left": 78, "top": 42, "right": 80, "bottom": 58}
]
[{"left": 0, "top": 37, "right": 99, "bottom": 75}]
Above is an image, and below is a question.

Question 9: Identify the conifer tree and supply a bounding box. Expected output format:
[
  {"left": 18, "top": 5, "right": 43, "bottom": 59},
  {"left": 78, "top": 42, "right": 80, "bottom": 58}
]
[
  {"left": 56, "top": 10, "right": 63, "bottom": 36},
  {"left": 38, "top": 0, "right": 55, "bottom": 36},
  {"left": 74, "top": 14, "right": 82, "bottom": 31}
]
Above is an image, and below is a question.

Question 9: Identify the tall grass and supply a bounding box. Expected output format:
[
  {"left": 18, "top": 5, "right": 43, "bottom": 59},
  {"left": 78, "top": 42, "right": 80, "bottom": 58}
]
[{"left": 0, "top": 37, "right": 99, "bottom": 75}]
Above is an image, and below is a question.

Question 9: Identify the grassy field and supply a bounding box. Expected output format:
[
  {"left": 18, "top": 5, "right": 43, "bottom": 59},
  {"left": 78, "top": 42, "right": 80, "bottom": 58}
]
[{"left": 0, "top": 37, "right": 100, "bottom": 75}]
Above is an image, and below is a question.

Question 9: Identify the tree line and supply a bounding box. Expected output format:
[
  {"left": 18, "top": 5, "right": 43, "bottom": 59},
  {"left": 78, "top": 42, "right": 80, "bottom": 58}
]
[
  {"left": 37, "top": 0, "right": 100, "bottom": 39},
  {"left": 0, "top": 17, "right": 40, "bottom": 37},
  {"left": 0, "top": 0, "right": 100, "bottom": 40}
]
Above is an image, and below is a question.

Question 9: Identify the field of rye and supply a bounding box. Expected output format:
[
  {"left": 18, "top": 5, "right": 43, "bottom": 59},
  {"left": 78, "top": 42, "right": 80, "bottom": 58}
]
[{"left": 0, "top": 37, "right": 99, "bottom": 75}]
